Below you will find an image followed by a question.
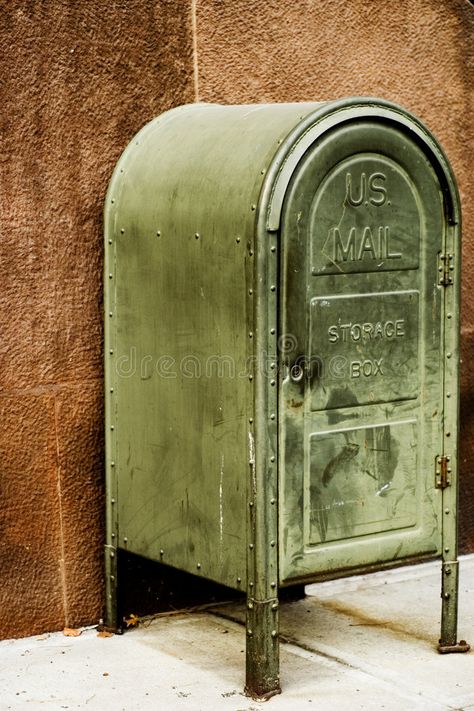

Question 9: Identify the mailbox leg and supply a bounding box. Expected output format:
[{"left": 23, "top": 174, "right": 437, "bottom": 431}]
[
  {"left": 438, "top": 558, "right": 469, "bottom": 653},
  {"left": 245, "top": 597, "right": 281, "bottom": 700},
  {"left": 438, "top": 488, "right": 469, "bottom": 653},
  {"left": 104, "top": 544, "right": 121, "bottom": 633}
]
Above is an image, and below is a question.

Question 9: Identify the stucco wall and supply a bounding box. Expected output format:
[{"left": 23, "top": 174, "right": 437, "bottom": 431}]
[{"left": 1, "top": 0, "right": 473, "bottom": 638}]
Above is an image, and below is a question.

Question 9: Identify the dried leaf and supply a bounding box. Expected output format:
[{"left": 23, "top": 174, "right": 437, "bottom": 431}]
[
  {"left": 97, "top": 630, "right": 114, "bottom": 638},
  {"left": 63, "top": 628, "right": 81, "bottom": 637},
  {"left": 124, "top": 614, "right": 139, "bottom": 628}
]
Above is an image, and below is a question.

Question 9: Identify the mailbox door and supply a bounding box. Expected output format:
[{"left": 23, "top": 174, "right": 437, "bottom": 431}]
[{"left": 279, "top": 121, "right": 447, "bottom": 583}]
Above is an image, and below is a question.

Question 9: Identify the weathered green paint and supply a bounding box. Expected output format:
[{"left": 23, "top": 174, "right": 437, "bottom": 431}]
[
  {"left": 439, "top": 199, "right": 463, "bottom": 650},
  {"left": 245, "top": 599, "right": 280, "bottom": 700},
  {"left": 104, "top": 98, "right": 467, "bottom": 698},
  {"left": 279, "top": 118, "right": 445, "bottom": 581}
]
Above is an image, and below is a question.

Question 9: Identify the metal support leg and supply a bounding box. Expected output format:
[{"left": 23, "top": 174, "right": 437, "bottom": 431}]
[
  {"left": 104, "top": 544, "right": 122, "bottom": 633},
  {"left": 438, "top": 560, "right": 469, "bottom": 653},
  {"left": 245, "top": 598, "right": 281, "bottom": 700},
  {"left": 244, "top": 417, "right": 280, "bottom": 698},
  {"left": 438, "top": 479, "right": 469, "bottom": 652}
]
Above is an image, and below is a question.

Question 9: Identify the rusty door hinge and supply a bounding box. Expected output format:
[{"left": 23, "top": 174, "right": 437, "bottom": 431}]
[
  {"left": 438, "top": 253, "right": 454, "bottom": 286},
  {"left": 435, "top": 455, "right": 451, "bottom": 489}
]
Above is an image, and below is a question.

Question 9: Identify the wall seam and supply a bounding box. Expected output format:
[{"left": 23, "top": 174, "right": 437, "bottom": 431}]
[
  {"left": 0, "top": 380, "right": 102, "bottom": 398},
  {"left": 191, "top": 0, "right": 200, "bottom": 102},
  {"left": 54, "top": 395, "right": 69, "bottom": 628}
]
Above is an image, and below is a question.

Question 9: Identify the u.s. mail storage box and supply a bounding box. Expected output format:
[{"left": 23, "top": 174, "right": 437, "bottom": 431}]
[{"left": 104, "top": 98, "right": 467, "bottom": 698}]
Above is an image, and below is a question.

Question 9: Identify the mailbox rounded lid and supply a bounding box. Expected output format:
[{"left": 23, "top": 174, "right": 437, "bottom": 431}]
[
  {"left": 263, "top": 97, "right": 459, "bottom": 235},
  {"left": 105, "top": 98, "right": 459, "bottom": 252}
]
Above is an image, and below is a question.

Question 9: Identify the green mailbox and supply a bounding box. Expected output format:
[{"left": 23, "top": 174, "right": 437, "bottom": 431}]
[{"left": 104, "top": 98, "right": 468, "bottom": 698}]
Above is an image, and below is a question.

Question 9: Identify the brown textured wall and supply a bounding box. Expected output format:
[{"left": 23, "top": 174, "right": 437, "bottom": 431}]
[
  {"left": 1, "top": 0, "right": 473, "bottom": 639},
  {"left": 0, "top": 0, "right": 194, "bottom": 639}
]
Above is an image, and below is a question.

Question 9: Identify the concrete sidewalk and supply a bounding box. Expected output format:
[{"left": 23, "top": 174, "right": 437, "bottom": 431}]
[{"left": 1, "top": 556, "right": 474, "bottom": 711}]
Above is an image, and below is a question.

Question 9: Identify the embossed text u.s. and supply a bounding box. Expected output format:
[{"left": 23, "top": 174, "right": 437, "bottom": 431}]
[{"left": 346, "top": 171, "right": 387, "bottom": 207}]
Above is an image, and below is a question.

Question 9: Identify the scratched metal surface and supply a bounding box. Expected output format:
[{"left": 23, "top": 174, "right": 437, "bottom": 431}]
[
  {"left": 104, "top": 102, "right": 323, "bottom": 590},
  {"left": 104, "top": 99, "right": 460, "bottom": 594},
  {"left": 278, "top": 119, "right": 447, "bottom": 583}
]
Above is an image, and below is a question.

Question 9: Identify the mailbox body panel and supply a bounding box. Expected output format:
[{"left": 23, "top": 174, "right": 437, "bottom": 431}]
[{"left": 104, "top": 103, "right": 323, "bottom": 589}]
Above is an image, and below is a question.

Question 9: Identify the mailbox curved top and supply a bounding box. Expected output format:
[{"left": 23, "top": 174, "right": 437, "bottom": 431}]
[{"left": 105, "top": 98, "right": 460, "bottom": 246}]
